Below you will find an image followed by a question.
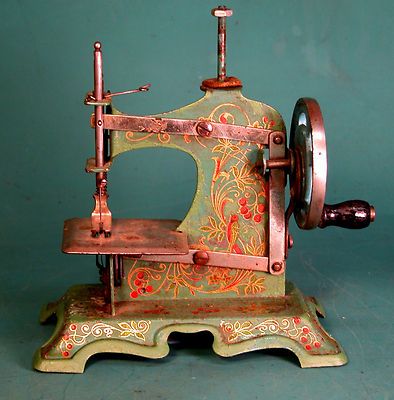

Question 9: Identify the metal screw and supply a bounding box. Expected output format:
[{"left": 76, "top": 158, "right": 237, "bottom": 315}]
[
  {"left": 97, "top": 120, "right": 103, "bottom": 126},
  {"left": 211, "top": 6, "right": 233, "bottom": 18},
  {"left": 273, "top": 134, "right": 283, "bottom": 145},
  {"left": 196, "top": 121, "right": 213, "bottom": 137},
  {"left": 193, "top": 251, "right": 209, "bottom": 266},
  {"left": 211, "top": 6, "right": 233, "bottom": 81},
  {"left": 272, "top": 262, "right": 282, "bottom": 272}
]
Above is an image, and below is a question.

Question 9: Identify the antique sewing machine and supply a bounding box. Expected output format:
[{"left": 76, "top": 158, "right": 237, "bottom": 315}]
[{"left": 34, "top": 6, "right": 375, "bottom": 373}]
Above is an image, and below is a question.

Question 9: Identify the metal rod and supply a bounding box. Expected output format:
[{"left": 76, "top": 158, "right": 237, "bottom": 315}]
[
  {"left": 266, "top": 158, "right": 291, "bottom": 170},
  {"left": 93, "top": 42, "right": 104, "bottom": 170},
  {"left": 218, "top": 13, "right": 226, "bottom": 80},
  {"left": 107, "top": 84, "right": 151, "bottom": 97},
  {"left": 211, "top": 6, "right": 233, "bottom": 82},
  {"left": 91, "top": 41, "right": 112, "bottom": 236},
  {"left": 109, "top": 256, "right": 115, "bottom": 316}
]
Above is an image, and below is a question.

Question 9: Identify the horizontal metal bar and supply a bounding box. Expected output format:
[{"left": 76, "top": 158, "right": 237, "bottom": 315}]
[
  {"left": 126, "top": 250, "right": 269, "bottom": 272},
  {"left": 97, "top": 114, "right": 272, "bottom": 145}
]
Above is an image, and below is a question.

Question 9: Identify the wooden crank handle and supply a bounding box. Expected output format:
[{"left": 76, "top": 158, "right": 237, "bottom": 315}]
[{"left": 318, "top": 200, "right": 375, "bottom": 229}]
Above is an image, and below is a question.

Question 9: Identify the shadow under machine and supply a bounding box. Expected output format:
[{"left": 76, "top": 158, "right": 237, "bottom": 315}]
[{"left": 34, "top": 6, "right": 375, "bottom": 372}]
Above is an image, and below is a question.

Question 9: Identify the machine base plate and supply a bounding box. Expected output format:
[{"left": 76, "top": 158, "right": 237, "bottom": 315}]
[{"left": 34, "top": 282, "right": 347, "bottom": 373}]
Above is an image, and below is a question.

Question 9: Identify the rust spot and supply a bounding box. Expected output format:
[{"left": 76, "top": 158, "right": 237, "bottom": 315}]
[
  {"left": 235, "top": 303, "right": 285, "bottom": 314},
  {"left": 143, "top": 306, "right": 170, "bottom": 315},
  {"left": 200, "top": 76, "right": 242, "bottom": 91},
  {"left": 191, "top": 306, "right": 221, "bottom": 315}
]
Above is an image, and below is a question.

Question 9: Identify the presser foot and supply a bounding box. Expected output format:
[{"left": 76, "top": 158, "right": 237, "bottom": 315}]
[{"left": 33, "top": 282, "right": 347, "bottom": 373}]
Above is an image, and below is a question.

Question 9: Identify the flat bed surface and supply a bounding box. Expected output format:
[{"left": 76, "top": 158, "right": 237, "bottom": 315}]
[{"left": 62, "top": 218, "right": 188, "bottom": 255}]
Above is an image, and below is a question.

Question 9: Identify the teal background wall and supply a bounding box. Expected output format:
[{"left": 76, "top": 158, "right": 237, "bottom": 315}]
[{"left": 1, "top": 1, "right": 392, "bottom": 399}]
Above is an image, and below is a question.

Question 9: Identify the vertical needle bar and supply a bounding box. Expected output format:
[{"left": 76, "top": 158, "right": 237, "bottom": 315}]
[{"left": 93, "top": 42, "right": 104, "bottom": 171}]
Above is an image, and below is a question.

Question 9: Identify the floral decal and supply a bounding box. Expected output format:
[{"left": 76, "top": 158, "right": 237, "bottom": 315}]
[
  {"left": 200, "top": 135, "right": 267, "bottom": 255},
  {"left": 220, "top": 317, "right": 323, "bottom": 352},
  {"left": 60, "top": 320, "right": 151, "bottom": 358},
  {"left": 120, "top": 101, "right": 283, "bottom": 257},
  {"left": 127, "top": 260, "right": 265, "bottom": 299},
  {"left": 253, "top": 115, "right": 276, "bottom": 130}
]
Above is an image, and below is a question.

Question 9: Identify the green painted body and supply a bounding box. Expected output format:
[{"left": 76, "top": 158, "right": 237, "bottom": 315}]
[
  {"left": 35, "top": 87, "right": 346, "bottom": 372},
  {"left": 111, "top": 88, "right": 285, "bottom": 300}
]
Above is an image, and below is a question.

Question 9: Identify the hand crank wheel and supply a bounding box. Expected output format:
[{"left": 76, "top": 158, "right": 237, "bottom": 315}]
[{"left": 289, "top": 98, "right": 327, "bottom": 230}]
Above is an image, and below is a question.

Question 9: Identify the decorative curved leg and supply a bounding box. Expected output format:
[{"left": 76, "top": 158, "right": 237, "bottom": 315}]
[
  {"left": 34, "top": 282, "right": 346, "bottom": 373},
  {"left": 216, "top": 292, "right": 347, "bottom": 368}
]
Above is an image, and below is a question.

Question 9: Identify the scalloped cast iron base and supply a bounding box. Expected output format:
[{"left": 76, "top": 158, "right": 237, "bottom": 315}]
[{"left": 33, "top": 282, "right": 347, "bottom": 373}]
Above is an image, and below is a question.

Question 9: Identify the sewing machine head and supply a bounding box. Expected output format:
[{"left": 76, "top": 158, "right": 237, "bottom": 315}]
[{"left": 34, "top": 6, "right": 375, "bottom": 373}]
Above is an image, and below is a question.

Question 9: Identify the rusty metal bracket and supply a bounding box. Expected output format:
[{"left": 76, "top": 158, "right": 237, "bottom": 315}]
[
  {"left": 85, "top": 157, "right": 112, "bottom": 173},
  {"left": 84, "top": 92, "right": 112, "bottom": 106},
  {"left": 130, "top": 250, "right": 269, "bottom": 272},
  {"left": 268, "top": 131, "right": 286, "bottom": 275},
  {"left": 93, "top": 114, "right": 274, "bottom": 145}
]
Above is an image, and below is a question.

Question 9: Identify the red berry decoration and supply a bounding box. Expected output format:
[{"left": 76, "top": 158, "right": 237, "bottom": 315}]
[
  {"left": 62, "top": 351, "right": 70, "bottom": 357},
  {"left": 130, "top": 291, "right": 138, "bottom": 298},
  {"left": 146, "top": 285, "right": 153, "bottom": 293},
  {"left": 244, "top": 212, "right": 252, "bottom": 220},
  {"left": 257, "top": 204, "right": 265, "bottom": 213},
  {"left": 238, "top": 198, "right": 247, "bottom": 206},
  {"left": 293, "top": 317, "right": 301, "bottom": 325},
  {"left": 138, "top": 287, "right": 146, "bottom": 295},
  {"left": 305, "top": 344, "right": 312, "bottom": 351},
  {"left": 240, "top": 206, "right": 249, "bottom": 215},
  {"left": 263, "top": 116, "right": 268, "bottom": 123},
  {"left": 219, "top": 113, "right": 227, "bottom": 124},
  {"left": 137, "top": 272, "right": 144, "bottom": 279},
  {"left": 314, "top": 342, "right": 321, "bottom": 348},
  {"left": 134, "top": 279, "right": 142, "bottom": 287},
  {"left": 303, "top": 327, "right": 310, "bottom": 334},
  {"left": 70, "top": 324, "right": 77, "bottom": 331},
  {"left": 230, "top": 215, "right": 238, "bottom": 222},
  {"left": 66, "top": 343, "right": 73, "bottom": 350},
  {"left": 253, "top": 214, "right": 262, "bottom": 223},
  {"left": 301, "top": 336, "right": 308, "bottom": 343}
]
